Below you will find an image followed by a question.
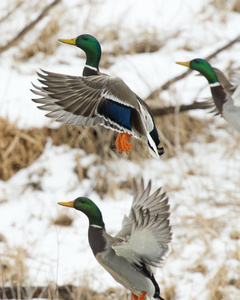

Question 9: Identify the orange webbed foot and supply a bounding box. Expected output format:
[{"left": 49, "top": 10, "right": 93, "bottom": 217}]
[
  {"left": 116, "top": 133, "right": 123, "bottom": 152},
  {"left": 131, "top": 292, "right": 147, "bottom": 300},
  {"left": 131, "top": 293, "right": 138, "bottom": 300},
  {"left": 138, "top": 291, "right": 147, "bottom": 300},
  {"left": 116, "top": 133, "right": 132, "bottom": 153}
]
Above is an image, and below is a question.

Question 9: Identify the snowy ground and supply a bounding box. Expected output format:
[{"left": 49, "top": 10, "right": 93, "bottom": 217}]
[{"left": 0, "top": 0, "right": 240, "bottom": 299}]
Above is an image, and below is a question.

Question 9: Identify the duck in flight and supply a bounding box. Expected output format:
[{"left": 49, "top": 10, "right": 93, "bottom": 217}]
[
  {"left": 58, "top": 180, "right": 171, "bottom": 300},
  {"left": 31, "top": 34, "right": 164, "bottom": 158},
  {"left": 176, "top": 58, "right": 240, "bottom": 133}
]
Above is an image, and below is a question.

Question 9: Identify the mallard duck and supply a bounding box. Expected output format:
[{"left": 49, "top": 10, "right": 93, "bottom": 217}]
[
  {"left": 176, "top": 59, "right": 240, "bottom": 132},
  {"left": 31, "top": 34, "right": 164, "bottom": 158},
  {"left": 58, "top": 180, "right": 171, "bottom": 300}
]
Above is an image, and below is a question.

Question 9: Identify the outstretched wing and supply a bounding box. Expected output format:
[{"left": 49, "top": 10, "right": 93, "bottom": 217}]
[
  {"left": 31, "top": 70, "right": 144, "bottom": 135},
  {"left": 113, "top": 180, "right": 171, "bottom": 268},
  {"left": 214, "top": 68, "right": 236, "bottom": 95}
]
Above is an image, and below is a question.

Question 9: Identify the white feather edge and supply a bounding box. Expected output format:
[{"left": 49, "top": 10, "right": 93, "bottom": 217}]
[
  {"left": 138, "top": 103, "right": 159, "bottom": 158},
  {"left": 209, "top": 82, "right": 221, "bottom": 87},
  {"left": 84, "top": 65, "right": 98, "bottom": 72},
  {"left": 101, "top": 90, "right": 134, "bottom": 107}
]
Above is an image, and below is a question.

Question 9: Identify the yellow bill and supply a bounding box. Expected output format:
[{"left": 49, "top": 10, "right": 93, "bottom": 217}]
[
  {"left": 176, "top": 61, "right": 191, "bottom": 67},
  {"left": 58, "top": 200, "right": 75, "bottom": 208},
  {"left": 58, "top": 37, "right": 77, "bottom": 46}
]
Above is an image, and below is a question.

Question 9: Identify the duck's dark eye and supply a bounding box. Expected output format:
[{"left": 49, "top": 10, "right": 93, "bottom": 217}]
[{"left": 82, "top": 36, "right": 87, "bottom": 41}]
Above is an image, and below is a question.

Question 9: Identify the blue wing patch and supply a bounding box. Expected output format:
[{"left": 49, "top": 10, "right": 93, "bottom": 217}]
[{"left": 98, "top": 99, "right": 132, "bottom": 130}]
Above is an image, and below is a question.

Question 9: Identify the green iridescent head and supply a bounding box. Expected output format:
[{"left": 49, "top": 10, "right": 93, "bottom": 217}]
[
  {"left": 59, "top": 34, "right": 101, "bottom": 69},
  {"left": 176, "top": 58, "right": 219, "bottom": 84},
  {"left": 58, "top": 197, "right": 104, "bottom": 227}
]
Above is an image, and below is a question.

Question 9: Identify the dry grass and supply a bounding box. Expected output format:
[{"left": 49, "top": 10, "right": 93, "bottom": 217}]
[
  {"left": 1, "top": 247, "right": 28, "bottom": 286},
  {"left": 0, "top": 111, "right": 210, "bottom": 182},
  {"left": 172, "top": 211, "right": 240, "bottom": 300},
  {"left": 52, "top": 213, "right": 74, "bottom": 226},
  {"left": 188, "top": 263, "right": 208, "bottom": 275},
  {"left": 211, "top": 0, "right": 240, "bottom": 13},
  {"left": 91, "top": 28, "right": 165, "bottom": 69},
  {"left": 232, "top": 0, "right": 240, "bottom": 12},
  {"left": 0, "top": 118, "right": 116, "bottom": 181},
  {"left": 207, "top": 266, "right": 230, "bottom": 300},
  {"left": 0, "top": 285, "right": 127, "bottom": 300},
  {"left": 1, "top": 242, "right": 129, "bottom": 300},
  {"left": 155, "top": 112, "right": 210, "bottom": 158},
  {"left": 161, "top": 281, "right": 176, "bottom": 300},
  {"left": 210, "top": 0, "right": 240, "bottom": 23},
  {"left": 0, "top": 233, "right": 7, "bottom": 243},
  {"left": 93, "top": 170, "right": 137, "bottom": 199},
  {"left": 19, "top": 16, "right": 60, "bottom": 60},
  {"left": 230, "top": 230, "right": 240, "bottom": 240},
  {"left": 49, "top": 125, "right": 116, "bottom": 158},
  {"left": 0, "top": 118, "right": 46, "bottom": 181}
]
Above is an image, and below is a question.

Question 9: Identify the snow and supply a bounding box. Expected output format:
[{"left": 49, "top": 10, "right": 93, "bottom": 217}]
[{"left": 0, "top": 0, "right": 240, "bottom": 299}]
